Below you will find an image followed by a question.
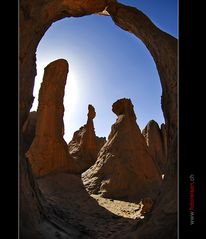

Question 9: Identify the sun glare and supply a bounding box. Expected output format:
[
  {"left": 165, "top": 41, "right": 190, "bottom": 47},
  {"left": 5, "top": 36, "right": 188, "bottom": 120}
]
[{"left": 63, "top": 70, "right": 79, "bottom": 141}]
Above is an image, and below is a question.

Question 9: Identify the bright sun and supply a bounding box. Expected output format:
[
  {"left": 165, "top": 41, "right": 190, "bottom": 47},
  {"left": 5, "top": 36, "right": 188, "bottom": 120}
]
[{"left": 63, "top": 70, "right": 79, "bottom": 140}]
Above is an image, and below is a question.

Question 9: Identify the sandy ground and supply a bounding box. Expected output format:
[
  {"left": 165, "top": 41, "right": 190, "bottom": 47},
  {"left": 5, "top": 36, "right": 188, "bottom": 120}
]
[
  {"left": 91, "top": 194, "right": 143, "bottom": 219},
  {"left": 36, "top": 172, "right": 144, "bottom": 239}
]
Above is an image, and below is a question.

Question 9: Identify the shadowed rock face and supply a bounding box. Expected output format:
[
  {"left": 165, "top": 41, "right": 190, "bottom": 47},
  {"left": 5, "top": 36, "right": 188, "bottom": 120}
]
[
  {"left": 27, "top": 59, "right": 74, "bottom": 177},
  {"left": 161, "top": 123, "right": 168, "bottom": 158},
  {"left": 68, "top": 105, "right": 106, "bottom": 174},
  {"left": 82, "top": 98, "right": 162, "bottom": 201},
  {"left": 22, "top": 111, "right": 37, "bottom": 152},
  {"left": 142, "top": 120, "right": 167, "bottom": 174}
]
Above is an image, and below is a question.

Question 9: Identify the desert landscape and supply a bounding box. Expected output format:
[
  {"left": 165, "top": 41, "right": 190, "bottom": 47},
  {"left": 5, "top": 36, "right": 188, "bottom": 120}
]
[{"left": 20, "top": 1, "right": 177, "bottom": 238}]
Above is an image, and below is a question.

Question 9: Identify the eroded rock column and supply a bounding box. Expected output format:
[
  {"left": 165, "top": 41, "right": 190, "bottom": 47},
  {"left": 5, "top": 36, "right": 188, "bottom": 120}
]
[
  {"left": 27, "top": 59, "right": 73, "bottom": 177},
  {"left": 68, "top": 104, "right": 106, "bottom": 174},
  {"left": 84, "top": 104, "right": 98, "bottom": 155},
  {"left": 82, "top": 98, "right": 162, "bottom": 201}
]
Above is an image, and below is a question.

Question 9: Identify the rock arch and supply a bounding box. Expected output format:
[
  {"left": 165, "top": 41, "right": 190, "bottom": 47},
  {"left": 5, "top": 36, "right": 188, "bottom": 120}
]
[{"left": 20, "top": 1, "right": 177, "bottom": 238}]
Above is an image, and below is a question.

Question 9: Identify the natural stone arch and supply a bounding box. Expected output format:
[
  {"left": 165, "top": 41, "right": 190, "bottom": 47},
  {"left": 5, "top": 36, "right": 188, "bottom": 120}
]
[{"left": 20, "top": 1, "right": 177, "bottom": 239}]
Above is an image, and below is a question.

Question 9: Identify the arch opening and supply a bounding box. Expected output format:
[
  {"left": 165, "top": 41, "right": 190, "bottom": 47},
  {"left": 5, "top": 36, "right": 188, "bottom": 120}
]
[{"left": 31, "top": 14, "right": 165, "bottom": 142}]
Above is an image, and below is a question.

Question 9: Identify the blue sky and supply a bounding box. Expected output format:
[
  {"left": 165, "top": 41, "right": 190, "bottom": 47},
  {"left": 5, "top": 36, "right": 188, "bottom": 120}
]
[{"left": 30, "top": 0, "right": 178, "bottom": 142}]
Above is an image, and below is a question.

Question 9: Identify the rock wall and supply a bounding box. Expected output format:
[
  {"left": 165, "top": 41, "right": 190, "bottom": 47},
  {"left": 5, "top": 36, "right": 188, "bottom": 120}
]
[
  {"left": 82, "top": 99, "right": 162, "bottom": 201},
  {"left": 22, "top": 111, "right": 37, "bottom": 152},
  {"left": 27, "top": 59, "right": 74, "bottom": 177},
  {"left": 68, "top": 105, "right": 106, "bottom": 174}
]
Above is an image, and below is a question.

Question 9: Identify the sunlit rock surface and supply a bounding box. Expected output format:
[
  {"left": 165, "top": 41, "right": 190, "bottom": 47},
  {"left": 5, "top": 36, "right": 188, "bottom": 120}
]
[{"left": 82, "top": 98, "right": 162, "bottom": 201}]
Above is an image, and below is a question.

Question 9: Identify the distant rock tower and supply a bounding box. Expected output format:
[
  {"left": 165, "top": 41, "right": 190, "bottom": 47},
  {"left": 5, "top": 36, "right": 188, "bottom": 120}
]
[{"left": 142, "top": 120, "right": 167, "bottom": 174}]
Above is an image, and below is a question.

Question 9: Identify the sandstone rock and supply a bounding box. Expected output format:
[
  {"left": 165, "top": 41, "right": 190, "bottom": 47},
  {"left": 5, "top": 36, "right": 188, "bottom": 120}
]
[
  {"left": 82, "top": 98, "right": 162, "bottom": 201},
  {"left": 142, "top": 120, "right": 167, "bottom": 174},
  {"left": 87, "top": 104, "right": 96, "bottom": 120},
  {"left": 68, "top": 105, "right": 106, "bottom": 174},
  {"left": 27, "top": 59, "right": 74, "bottom": 177},
  {"left": 22, "top": 111, "right": 37, "bottom": 151}
]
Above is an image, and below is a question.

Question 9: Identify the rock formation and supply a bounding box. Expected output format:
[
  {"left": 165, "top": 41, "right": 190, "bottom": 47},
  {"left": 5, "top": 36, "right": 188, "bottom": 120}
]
[
  {"left": 68, "top": 105, "right": 106, "bottom": 174},
  {"left": 142, "top": 120, "right": 167, "bottom": 174},
  {"left": 26, "top": 59, "right": 74, "bottom": 177},
  {"left": 22, "top": 111, "right": 37, "bottom": 152},
  {"left": 107, "top": 2, "right": 177, "bottom": 239},
  {"left": 82, "top": 98, "right": 162, "bottom": 201},
  {"left": 20, "top": 1, "right": 177, "bottom": 238}
]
